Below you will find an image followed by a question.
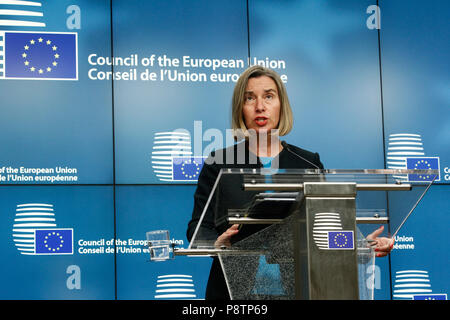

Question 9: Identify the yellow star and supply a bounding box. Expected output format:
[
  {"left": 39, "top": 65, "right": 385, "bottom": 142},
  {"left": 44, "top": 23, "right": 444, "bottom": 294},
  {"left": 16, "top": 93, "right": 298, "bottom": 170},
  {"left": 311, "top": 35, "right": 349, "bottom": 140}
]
[
  {"left": 46, "top": 67, "right": 51, "bottom": 72},
  {"left": 52, "top": 61, "right": 58, "bottom": 66},
  {"left": 24, "top": 45, "right": 29, "bottom": 50},
  {"left": 38, "top": 69, "right": 43, "bottom": 74},
  {"left": 52, "top": 45, "right": 57, "bottom": 51},
  {"left": 30, "top": 39, "right": 35, "bottom": 44},
  {"left": 38, "top": 37, "right": 43, "bottom": 42},
  {"left": 22, "top": 52, "right": 27, "bottom": 58},
  {"left": 24, "top": 61, "right": 29, "bottom": 66},
  {"left": 46, "top": 39, "right": 51, "bottom": 45},
  {"left": 54, "top": 53, "right": 60, "bottom": 59},
  {"left": 30, "top": 66, "right": 35, "bottom": 72}
]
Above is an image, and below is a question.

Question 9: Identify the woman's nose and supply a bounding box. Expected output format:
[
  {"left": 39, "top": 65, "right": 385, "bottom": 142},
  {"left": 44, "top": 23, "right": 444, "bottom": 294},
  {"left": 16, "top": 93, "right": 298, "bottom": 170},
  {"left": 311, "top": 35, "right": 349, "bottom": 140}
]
[{"left": 255, "top": 97, "right": 265, "bottom": 111}]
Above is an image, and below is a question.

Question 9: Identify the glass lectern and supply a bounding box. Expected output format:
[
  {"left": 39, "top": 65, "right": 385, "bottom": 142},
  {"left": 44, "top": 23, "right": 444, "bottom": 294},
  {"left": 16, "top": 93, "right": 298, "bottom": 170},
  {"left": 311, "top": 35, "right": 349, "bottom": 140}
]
[{"left": 149, "top": 168, "right": 438, "bottom": 300}]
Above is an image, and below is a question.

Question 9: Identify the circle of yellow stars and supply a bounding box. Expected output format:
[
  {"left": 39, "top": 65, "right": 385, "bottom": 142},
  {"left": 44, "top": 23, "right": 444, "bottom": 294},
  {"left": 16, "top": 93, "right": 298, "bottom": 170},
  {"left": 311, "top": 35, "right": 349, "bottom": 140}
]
[
  {"left": 43, "top": 231, "right": 65, "bottom": 252},
  {"left": 333, "top": 232, "right": 349, "bottom": 248},
  {"left": 22, "top": 37, "right": 59, "bottom": 74},
  {"left": 181, "top": 159, "right": 201, "bottom": 179},
  {"left": 414, "top": 159, "right": 432, "bottom": 180}
]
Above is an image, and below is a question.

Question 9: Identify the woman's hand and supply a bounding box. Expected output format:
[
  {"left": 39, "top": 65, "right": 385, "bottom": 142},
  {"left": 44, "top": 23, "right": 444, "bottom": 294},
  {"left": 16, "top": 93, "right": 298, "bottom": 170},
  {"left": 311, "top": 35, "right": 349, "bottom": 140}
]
[
  {"left": 214, "top": 224, "right": 240, "bottom": 249},
  {"left": 366, "top": 225, "right": 395, "bottom": 257}
]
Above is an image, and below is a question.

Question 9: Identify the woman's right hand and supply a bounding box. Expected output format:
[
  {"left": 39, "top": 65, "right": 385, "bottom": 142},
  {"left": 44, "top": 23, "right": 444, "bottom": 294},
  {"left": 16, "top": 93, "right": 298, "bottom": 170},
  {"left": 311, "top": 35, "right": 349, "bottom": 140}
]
[{"left": 214, "top": 224, "right": 240, "bottom": 249}]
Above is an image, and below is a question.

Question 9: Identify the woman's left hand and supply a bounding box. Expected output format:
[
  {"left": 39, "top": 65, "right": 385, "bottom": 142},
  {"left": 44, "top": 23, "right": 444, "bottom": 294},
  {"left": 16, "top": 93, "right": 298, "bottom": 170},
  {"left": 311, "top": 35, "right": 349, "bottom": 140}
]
[{"left": 366, "top": 225, "right": 395, "bottom": 258}]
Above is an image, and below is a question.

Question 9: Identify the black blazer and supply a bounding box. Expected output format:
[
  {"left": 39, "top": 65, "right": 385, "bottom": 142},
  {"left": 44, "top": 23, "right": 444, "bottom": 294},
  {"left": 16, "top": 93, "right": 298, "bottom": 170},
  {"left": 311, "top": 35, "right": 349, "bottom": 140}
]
[{"left": 186, "top": 141, "right": 323, "bottom": 300}]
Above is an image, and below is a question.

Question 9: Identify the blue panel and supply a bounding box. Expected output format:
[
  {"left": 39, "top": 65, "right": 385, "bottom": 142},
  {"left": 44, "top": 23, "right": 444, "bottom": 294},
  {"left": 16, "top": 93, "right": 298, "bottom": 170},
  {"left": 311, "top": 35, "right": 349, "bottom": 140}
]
[
  {"left": 0, "top": 0, "right": 446, "bottom": 302},
  {"left": 389, "top": 185, "right": 450, "bottom": 300},
  {"left": 0, "top": 186, "right": 115, "bottom": 299},
  {"left": 112, "top": 0, "right": 248, "bottom": 184},
  {"left": 380, "top": 0, "right": 450, "bottom": 184},
  {"left": 115, "top": 185, "right": 211, "bottom": 300},
  {"left": 0, "top": 0, "right": 113, "bottom": 184},
  {"left": 249, "top": 0, "right": 384, "bottom": 169}
]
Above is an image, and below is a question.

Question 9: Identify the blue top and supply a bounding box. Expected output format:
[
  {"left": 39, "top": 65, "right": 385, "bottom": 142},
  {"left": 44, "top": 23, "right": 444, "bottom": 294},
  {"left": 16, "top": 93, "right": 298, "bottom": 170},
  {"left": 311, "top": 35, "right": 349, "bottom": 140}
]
[
  {"left": 259, "top": 156, "right": 273, "bottom": 168},
  {"left": 259, "top": 156, "right": 274, "bottom": 193},
  {"left": 254, "top": 157, "right": 283, "bottom": 295}
]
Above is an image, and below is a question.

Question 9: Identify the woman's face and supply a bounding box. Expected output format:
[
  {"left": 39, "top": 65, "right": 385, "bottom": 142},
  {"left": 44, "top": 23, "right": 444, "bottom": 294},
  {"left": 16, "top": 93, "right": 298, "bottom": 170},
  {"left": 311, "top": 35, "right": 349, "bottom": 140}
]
[{"left": 242, "top": 75, "right": 281, "bottom": 134}]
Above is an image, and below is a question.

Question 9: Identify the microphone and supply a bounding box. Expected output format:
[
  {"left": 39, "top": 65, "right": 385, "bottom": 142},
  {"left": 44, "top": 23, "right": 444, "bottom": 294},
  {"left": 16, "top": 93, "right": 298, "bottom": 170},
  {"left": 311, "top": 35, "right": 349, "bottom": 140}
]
[{"left": 281, "top": 141, "right": 321, "bottom": 169}]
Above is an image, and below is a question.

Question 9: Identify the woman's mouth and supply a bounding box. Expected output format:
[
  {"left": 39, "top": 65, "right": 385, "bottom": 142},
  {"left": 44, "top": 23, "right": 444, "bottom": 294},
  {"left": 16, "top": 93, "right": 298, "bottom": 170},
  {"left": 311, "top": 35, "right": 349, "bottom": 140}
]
[{"left": 255, "top": 117, "right": 268, "bottom": 126}]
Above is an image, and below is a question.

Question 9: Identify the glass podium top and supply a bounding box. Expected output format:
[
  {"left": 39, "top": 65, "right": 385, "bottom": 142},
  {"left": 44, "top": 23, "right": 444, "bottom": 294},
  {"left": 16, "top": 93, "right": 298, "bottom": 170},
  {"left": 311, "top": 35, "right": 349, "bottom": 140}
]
[{"left": 188, "top": 168, "right": 438, "bottom": 251}]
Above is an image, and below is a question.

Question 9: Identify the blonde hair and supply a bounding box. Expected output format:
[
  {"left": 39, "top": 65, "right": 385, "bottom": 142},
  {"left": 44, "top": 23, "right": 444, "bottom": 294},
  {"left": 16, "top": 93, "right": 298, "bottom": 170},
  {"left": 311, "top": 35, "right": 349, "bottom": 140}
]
[{"left": 231, "top": 65, "right": 293, "bottom": 139}]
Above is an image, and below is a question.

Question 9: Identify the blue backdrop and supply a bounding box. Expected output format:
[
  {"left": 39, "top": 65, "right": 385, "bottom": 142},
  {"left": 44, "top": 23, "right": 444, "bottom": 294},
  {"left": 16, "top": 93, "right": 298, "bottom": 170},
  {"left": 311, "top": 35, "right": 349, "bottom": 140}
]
[{"left": 0, "top": 0, "right": 448, "bottom": 300}]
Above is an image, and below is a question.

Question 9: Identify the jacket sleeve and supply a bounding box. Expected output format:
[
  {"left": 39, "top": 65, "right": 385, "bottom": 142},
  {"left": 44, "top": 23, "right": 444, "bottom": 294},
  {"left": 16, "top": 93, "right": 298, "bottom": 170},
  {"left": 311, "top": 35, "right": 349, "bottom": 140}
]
[
  {"left": 186, "top": 157, "right": 221, "bottom": 243},
  {"left": 314, "top": 152, "right": 325, "bottom": 169}
]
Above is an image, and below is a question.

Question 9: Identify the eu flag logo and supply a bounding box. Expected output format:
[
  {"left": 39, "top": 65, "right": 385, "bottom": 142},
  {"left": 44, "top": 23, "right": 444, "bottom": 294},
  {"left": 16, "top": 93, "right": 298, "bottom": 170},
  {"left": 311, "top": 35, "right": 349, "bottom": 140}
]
[
  {"left": 406, "top": 157, "right": 440, "bottom": 182},
  {"left": 328, "top": 231, "right": 354, "bottom": 250},
  {"left": 0, "top": 31, "right": 77, "bottom": 80},
  {"left": 172, "top": 157, "right": 205, "bottom": 181},
  {"left": 35, "top": 229, "right": 73, "bottom": 255}
]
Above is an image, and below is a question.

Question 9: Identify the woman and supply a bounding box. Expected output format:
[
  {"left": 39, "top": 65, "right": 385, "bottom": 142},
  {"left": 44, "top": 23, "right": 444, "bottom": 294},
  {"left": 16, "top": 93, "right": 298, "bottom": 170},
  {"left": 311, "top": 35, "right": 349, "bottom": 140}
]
[{"left": 186, "top": 65, "right": 394, "bottom": 300}]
